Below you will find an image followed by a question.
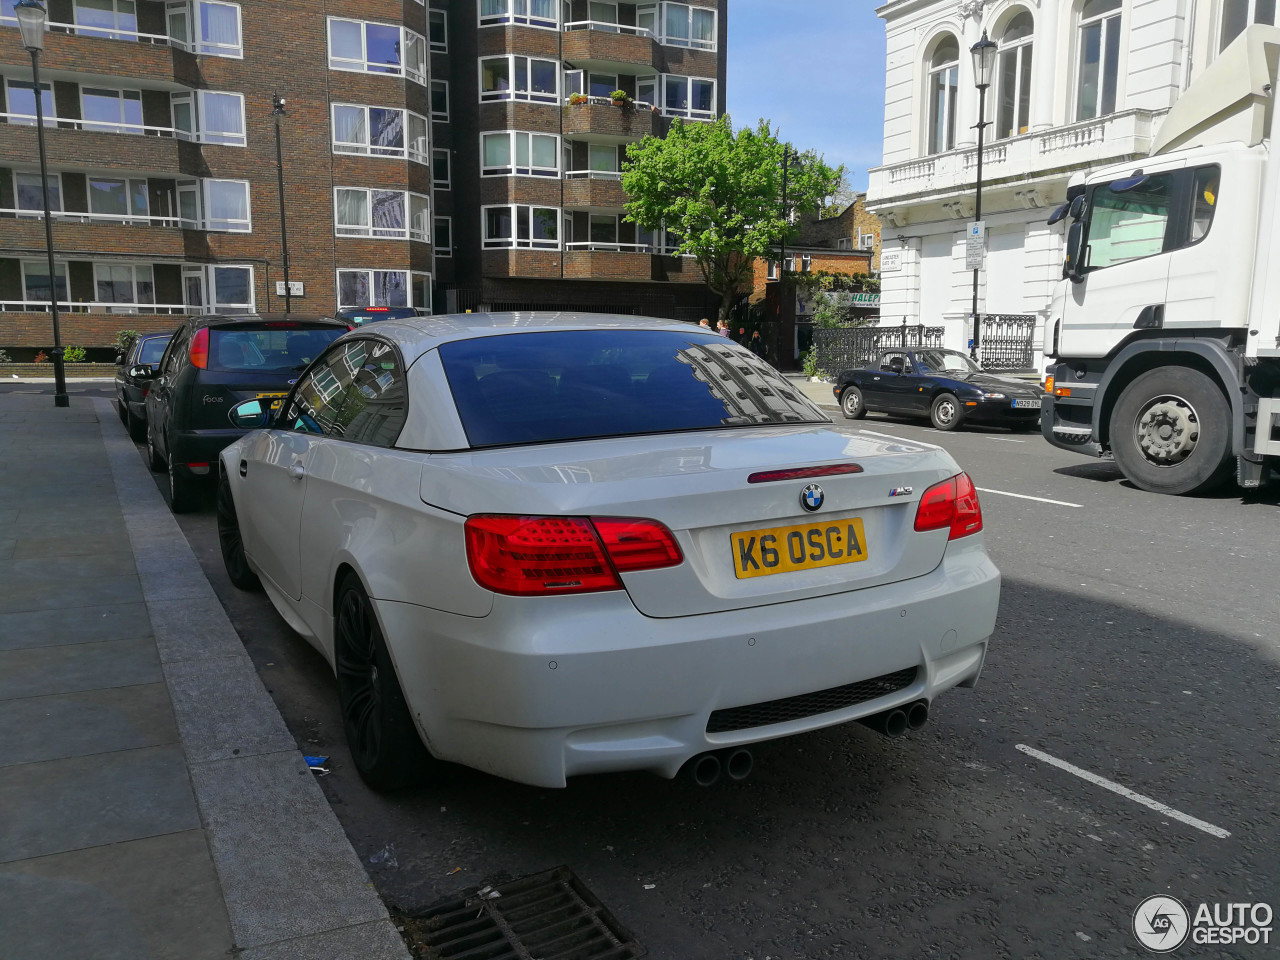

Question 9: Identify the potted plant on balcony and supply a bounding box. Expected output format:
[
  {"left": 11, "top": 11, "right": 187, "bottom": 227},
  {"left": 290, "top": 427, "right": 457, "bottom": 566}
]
[
  {"left": 568, "top": 92, "right": 588, "bottom": 105},
  {"left": 610, "top": 90, "right": 631, "bottom": 106}
]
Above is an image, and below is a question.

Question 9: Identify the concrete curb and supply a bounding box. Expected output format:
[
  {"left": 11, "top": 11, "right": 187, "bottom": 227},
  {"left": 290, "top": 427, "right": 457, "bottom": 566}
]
[{"left": 93, "top": 399, "right": 410, "bottom": 960}]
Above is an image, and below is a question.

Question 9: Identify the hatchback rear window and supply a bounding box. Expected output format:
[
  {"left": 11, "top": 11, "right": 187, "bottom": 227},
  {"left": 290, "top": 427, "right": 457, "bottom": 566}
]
[
  {"left": 138, "top": 337, "right": 170, "bottom": 364},
  {"left": 208, "top": 325, "right": 345, "bottom": 373},
  {"left": 340, "top": 307, "right": 419, "bottom": 325},
  {"left": 439, "top": 329, "right": 828, "bottom": 448}
]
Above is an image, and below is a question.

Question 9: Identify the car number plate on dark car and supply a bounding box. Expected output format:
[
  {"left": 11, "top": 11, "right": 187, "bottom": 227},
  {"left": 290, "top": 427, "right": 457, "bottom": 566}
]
[
  {"left": 731, "top": 518, "right": 868, "bottom": 579},
  {"left": 1012, "top": 398, "right": 1041, "bottom": 409}
]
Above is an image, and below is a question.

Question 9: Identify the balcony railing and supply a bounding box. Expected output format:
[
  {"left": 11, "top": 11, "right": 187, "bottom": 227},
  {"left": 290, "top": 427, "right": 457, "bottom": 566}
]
[
  {"left": 335, "top": 224, "right": 430, "bottom": 242},
  {"left": 564, "top": 169, "right": 623, "bottom": 180},
  {"left": 565, "top": 240, "right": 691, "bottom": 255},
  {"left": 563, "top": 20, "right": 655, "bottom": 36},
  {"left": 1, "top": 111, "right": 175, "bottom": 137},
  {"left": 0, "top": 299, "right": 188, "bottom": 315},
  {"left": 565, "top": 95, "right": 658, "bottom": 110},
  {"left": 0, "top": 207, "right": 249, "bottom": 232},
  {"left": 0, "top": 14, "right": 172, "bottom": 45}
]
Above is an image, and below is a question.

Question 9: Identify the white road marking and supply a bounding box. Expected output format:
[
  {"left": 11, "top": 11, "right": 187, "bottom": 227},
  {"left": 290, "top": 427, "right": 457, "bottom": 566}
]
[
  {"left": 1016, "top": 744, "right": 1231, "bottom": 839},
  {"left": 988, "top": 437, "right": 1026, "bottom": 443},
  {"left": 976, "top": 487, "right": 1083, "bottom": 508},
  {"left": 856, "top": 429, "right": 915, "bottom": 442}
]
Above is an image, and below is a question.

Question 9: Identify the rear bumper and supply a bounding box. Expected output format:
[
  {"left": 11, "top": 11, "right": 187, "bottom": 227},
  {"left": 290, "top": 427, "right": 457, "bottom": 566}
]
[
  {"left": 374, "top": 536, "right": 1000, "bottom": 787},
  {"left": 169, "top": 428, "right": 249, "bottom": 472}
]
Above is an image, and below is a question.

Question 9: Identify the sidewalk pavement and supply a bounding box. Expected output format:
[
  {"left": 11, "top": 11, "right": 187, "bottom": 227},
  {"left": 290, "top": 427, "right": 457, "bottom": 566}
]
[
  {"left": 0, "top": 393, "right": 410, "bottom": 960},
  {"left": 783, "top": 373, "right": 841, "bottom": 411}
]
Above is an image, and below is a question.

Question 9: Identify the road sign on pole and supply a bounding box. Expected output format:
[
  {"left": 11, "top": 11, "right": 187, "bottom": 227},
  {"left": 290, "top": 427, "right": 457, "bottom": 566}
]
[{"left": 965, "top": 220, "right": 986, "bottom": 271}]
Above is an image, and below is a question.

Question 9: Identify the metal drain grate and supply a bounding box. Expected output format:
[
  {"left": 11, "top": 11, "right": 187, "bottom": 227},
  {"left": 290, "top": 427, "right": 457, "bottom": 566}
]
[
  {"left": 407, "top": 866, "right": 646, "bottom": 960},
  {"left": 706, "top": 667, "right": 919, "bottom": 733}
]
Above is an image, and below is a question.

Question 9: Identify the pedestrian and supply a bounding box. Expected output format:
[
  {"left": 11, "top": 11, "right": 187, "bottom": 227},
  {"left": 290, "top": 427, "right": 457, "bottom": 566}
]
[
  {"left": 698, "top": 318, "right": 711, "bottom": 330},
  {"left": 716, "top": 320, "right": 730, "bottom": 337},
  {"left": 736, "top": 327, "right": 746, "bottom": 345},
  {"left": 748, "top": 330, "right": 770, "bottom": 363}
]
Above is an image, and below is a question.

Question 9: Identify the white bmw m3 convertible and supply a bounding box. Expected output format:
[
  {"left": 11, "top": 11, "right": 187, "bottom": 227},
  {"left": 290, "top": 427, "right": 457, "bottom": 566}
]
[{"left": 217, "top": 313, "right": 1000, "bottom": 790}]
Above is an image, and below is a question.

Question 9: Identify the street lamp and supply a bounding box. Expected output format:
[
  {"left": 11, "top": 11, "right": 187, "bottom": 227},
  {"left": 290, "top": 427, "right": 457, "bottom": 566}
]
[
  {"left": 969, "top": 30, "right": 998, "bottom": 363},
  {"left": 272, "top": 94, "right": 293, "bottom": 314},
  {"left": 15, "top": 0, "right": 68, "bottom": 407}
]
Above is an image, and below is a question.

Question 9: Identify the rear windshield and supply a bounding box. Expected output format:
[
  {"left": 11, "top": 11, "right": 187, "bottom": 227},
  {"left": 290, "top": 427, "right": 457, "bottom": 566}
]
[
  {"left": 138, "top": 337, "right": 170, "bottom": 364},
  {"left": 439, "top": 329, "right": 828, "bottom": 448},
  {"left": 342, "top": 307, "right": 419, "bottom": 325},
  {"left": 208, "top": 325, "right": 344, "bottom": 374}
]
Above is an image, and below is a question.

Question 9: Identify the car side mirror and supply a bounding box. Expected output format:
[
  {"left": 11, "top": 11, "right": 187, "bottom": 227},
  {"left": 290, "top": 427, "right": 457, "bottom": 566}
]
[
  {"left": 129, "top": 364, "right": 156, "bottom": 379},
  {"left": 228, "top": 398, "right": 269, "bottom": 429}
]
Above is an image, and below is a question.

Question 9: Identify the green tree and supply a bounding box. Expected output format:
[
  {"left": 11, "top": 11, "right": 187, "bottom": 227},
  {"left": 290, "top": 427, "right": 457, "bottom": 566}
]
[{"left": 622, "top": 116, "right": 843, "bottom": 324}]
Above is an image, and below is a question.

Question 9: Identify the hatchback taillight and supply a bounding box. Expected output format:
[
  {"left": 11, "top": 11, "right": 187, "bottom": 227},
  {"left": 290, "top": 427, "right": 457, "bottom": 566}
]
[
  {"left": 464, "top": 515, "right": 682, "bottom": 595},
  {"left": 913, "top": 472, "right": 983, "bottom": 540},
  {"left": 188, "top": 327, "right": 209, "bottom": 369}
]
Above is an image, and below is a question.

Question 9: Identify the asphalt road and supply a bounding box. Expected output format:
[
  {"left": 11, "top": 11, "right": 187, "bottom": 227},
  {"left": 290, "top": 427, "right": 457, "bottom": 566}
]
[{"left": 24, "top": 381, "right": 1279, "bottom": 958}]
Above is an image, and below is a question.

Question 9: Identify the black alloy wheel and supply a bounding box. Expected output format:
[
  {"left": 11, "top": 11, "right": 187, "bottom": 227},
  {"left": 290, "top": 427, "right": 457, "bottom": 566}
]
[
  {"left": 216, "top": 474, "right": 261, "bottom": 591},
  {"left": 167, "top": 454, "right": 199, "bottom": 514},
  {"left": 334, "top": 576, "right": 433, "bottom": 791}
]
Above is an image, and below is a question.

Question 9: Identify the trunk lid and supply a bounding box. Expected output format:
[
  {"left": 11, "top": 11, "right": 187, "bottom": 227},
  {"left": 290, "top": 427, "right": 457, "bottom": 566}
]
[{"left": 421, "top": 425, "right": 965, "bottom": 617}]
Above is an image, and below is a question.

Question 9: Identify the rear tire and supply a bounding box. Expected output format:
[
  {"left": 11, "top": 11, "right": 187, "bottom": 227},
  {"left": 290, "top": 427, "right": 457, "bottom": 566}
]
[
  {"left": 146, "top": 424, "right": 166, "bottom": 472},
  {"left": 217, "top": 474, "right": 261, "bottom": 591},
  {"left": 126, "top": 407, "right": 146, "bottom": 442},
  {"left": 167, "top": 455, "right": 199, "bottom": 514},
  {"left": 1108, "top": 367, "right": 1233, "bottom": 495},
  {"left": 840, "top": 385, "right": 867, "bottom": 420},
  {"left": 930, "top": 393, "right": 965, "bottom": 431},
  {"left": 117, "top": 398, "right": 128, "bottom": 424},
  {"left": 334, "top": 575, "right": 434, "bottom": 792}
]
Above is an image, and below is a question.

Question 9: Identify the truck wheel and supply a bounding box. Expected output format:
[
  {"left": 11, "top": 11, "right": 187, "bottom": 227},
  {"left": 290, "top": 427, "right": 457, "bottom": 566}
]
[
  {"left": 1109, "top": 367, "right": 1234, "bottom": 495},
  {"left": 930, "top": 393, "right": 965, "bottom": 431},
  {"left": 840, "top": 385, "right": 866, "bottom": 419}
]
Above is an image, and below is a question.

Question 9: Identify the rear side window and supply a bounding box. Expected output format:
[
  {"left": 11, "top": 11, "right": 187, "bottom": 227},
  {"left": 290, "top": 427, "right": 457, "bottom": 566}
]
[
  {"left": 138, "top": 338, "right": 170, "bottom": 365},
  {"left": 209, "top": 325, "right": 345, "bottom": 374},
  {"left": 439, "top": 329, "right": 828, "bottom": 449},
  {"left": 284, "top": 339, "right": 408, "bottom": 446}
]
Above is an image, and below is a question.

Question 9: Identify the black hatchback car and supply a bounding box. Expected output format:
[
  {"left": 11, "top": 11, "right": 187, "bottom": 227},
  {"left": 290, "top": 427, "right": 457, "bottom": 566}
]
[
  {"left": 834, "top": 348, "right": 1044, "bottom": 431},
  {"left": 143, "top": 315, "right": 348, "bottom": 511},
  {"left": 115, "top": 331, "right": 173, "bottom": 441}
]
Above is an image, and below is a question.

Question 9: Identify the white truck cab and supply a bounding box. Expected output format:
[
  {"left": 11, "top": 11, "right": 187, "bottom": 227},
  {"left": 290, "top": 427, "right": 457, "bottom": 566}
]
[{"left": 1043, "top": 25, "right": 1280, "bottom": 495}]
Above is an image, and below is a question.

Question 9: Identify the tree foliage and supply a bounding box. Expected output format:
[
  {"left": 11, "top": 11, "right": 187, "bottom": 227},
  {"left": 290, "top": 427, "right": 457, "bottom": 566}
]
[{"left": 622, "top": 116, "right": 843, "bottom": 322}]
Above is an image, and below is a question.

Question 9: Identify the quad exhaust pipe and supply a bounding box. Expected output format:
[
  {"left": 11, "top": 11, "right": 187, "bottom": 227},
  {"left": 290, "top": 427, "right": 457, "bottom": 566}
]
[
  {"left": 685, "top": 747, "right": 754, "bottom": 786},
  {"left": 859, "top": 700, "right": 929, "bottom": 738}
]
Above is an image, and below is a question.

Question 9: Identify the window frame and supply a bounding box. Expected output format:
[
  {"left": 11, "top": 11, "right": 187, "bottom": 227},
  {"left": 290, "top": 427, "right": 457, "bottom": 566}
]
[
  {"left": 2, "top": 78, "right": 56, "bottom": 126},
  {"left": 282, "top": 336, "right": 412, "bottom": 447},
  {"left": 14, "top": 170, "right": 62, "bottom": 214},
  {"left": 433, "top": 148, "right": 452, "bottom": 189},
  {"left": 333, "top": 187, "right": 430, "bottom": 241},
  {"left": 86, "top": 174, "right": 150, "bottom": 223},
  {"left": 480, "top": 130, "right": 562, "bottom": 177},
  {"left": 481, "top": 204, "right": 562, "bottom": 250},
  {"left": 193, "top": 0, "right": 242, "bottom": 57},
  {"left": 995, "top": 11, "right": 1034, "bottom": 141},
  {"left": 171, "top": 90, "right": 247, "bottom": 147},
  {"left": 478, "top": 0, "right": 558, "bottom": 30},
  {"left": 326, "top": 17, "right": 428, "bottom": 85},
  {"left": 428, "top": 8, "right": 447, "bottom": 51},
  {"left": 478, "top": 54, "right": 561, "bottom": 104},
  {"left": 658, "top": 2, "right": 717, "bottom": 50},
  {"left": 1074, "top": 0, "right": 1122, "bottom": 122},
  {"left": 175, "top": 177, "right": 252, "bottom": 232},
  {"left": 434, "top": 215, "right": 453, "bottom": 256},
  {"left": 79, "top": 86, "right": 145, "bottom": 135},
  {"left": 72, "top": 0, "right": 139, "bottom": 41},
  {"left": 1219, "top": 0, "right": 1276, "bottom": 51},
  {"left": 660, "top": 74, "right": 716, "bottom": 119},
  {"left": 1079, "top": 170, "right": 1179, "bottom": 274},
  {"left": 93, "top": 261, "right": 156, "bottom": 312},
  {"left": 20, "top": 259, "right": 70, "bottom": 305},
  {"left": 430, "top": 80, "right": 450, "bottom": 121},
  {"left": 181, "top": 263, "right": 255, "bottom": 314},
  {"left": 329, "top": 102, "right": 428, "bottom": 164},
  {"left": 926, "top": 35, "right": 959, "bottom": 155},
  {"left": 335, "top": 269, "right": 431, "bottom": 311}
]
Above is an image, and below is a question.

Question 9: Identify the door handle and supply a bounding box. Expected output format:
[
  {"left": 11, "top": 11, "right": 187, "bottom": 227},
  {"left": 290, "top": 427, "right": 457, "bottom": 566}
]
[{"left": 289, "top": 463, "right": 306, "bottom": 480}]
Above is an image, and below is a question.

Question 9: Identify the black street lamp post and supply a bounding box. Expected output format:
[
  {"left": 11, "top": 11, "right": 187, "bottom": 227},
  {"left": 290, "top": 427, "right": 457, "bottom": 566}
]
[
  {"left": 15, "top": 0, "right": 69, "bottom": 407},
  {"left": 969, "top": 30, "right": 998, "bottom": 363},
  {"left": 272, "top": 94, "right": 292, "bottom": 314}
]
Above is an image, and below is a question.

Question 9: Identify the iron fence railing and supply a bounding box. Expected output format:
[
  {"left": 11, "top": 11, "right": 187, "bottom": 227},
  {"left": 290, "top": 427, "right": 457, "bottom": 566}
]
[
  {"left": 813, "top": 324, "right": 945, "bottom": 374},
  {"left": 980, "top": 315, "right": 1037, "bottom": 372}
]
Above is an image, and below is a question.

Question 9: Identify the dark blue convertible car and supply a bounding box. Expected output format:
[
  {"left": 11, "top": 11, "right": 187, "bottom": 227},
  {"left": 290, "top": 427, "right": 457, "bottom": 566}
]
[{"left": 834, "top": 347, "right": 1044, "bottom": 431}]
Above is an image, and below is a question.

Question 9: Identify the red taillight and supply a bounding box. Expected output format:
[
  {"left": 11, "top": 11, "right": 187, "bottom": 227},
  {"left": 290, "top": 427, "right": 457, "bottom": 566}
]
[
  {"left": 263, "top": 321, "right": 301, "bottom": 328},
  {"left": 367, "top": 307, "right": 389, "bottom": 312},
  {"left": 914, "top": 472, "right": 983, "bottom": 540},
  {"left": 592, "top": 517, "right": 683, "bottom": 572},
  {"left": 464, "top": 515, "right": 682, "bottom": 595},
  {"left": 747, "top": 463, "right": 864, "bottom": 483},
  {"left": 188, "top": 327, "right": 209, "bottom": 369}
]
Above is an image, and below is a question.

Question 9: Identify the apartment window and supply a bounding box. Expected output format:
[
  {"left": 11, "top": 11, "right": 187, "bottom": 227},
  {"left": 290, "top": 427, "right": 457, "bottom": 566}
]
[
  {"left": 74, "top": 0, "right": 138, "bottom": 40},
  {"left": 835, "top": 237, "right": 853, "bottom": 250},
  {"left": 766, "top": 260, "right": 778, "bottom": 280},
  {"left": 431, "top": 81, "right": 449, "bottom": 120},
  {"left": 434, "top": 216, "right": 452, "bottom": 256},
  {"left": 4, "top": 79, "right": 56, "bottom": 126},
  {"left": 328, "top": 18, "right": 427, "bottom": 84},
  {"left": 589, "top": 72, "right": 618, "bottom": 98},
  {"left": 1076, "top": 0, "right": 1121, "bottom": 121},
  {"left": 177, "top": 178, "right": 250, "bottom": 231},
  {"left": 996, "top": 11, "right": 1033, "bottom": 139},
  {"left": 927, "top": 35, "right": 959, "bottom": 154},
  {"left": 479, "top": 0, "right": 557, "bottom": 29},
  {"left": 433, "top": 149, "right": 451, "bottom": 189},
  {"left": 15, "top": 172, "right": 61, "bottom": 213},
  {"left": 165, "top": 1, "right": 242, "bottom": 56},
  {"left": 171, "top": 90, "right": 245, "bottom": 146},
  {"left": 95, "top": 263, "right": 155, "bottom": 310},
  {"left": 429, "top": 8, "right": 447, "bottom": 51},
  {"left": 1220, "top": 0, "right": 1275, "bottom": 50},
  {"left": 801, "top": 254, "right": 812, "bottom": 273},
  {"left": 481, "top": 130, "right": 560, "bottom": 177},
  {"left": 80, "top": 87, "right": 143, "bottom": 134},
  {"left": 859, "top": 232, "right": 877, "bottom": 249},
  {"left": 661, "top": 75, "right": 715, "bottom": 119},
  {"left": 22, "top": 261, "right": 69, "bottom": 304},
  {"left": 408, "top": 113, "right": 429, "bottom": 164},
  {"left": 660, "top": 2, "right": 715, "bottom": 49},
  {"left": 482, "top": 205, "right": 560, "bottom": 249},
  {"left": 334, "top": 188, "right": 430, "bottom": 241},
  {"left": 331, "top": 103, "right": 404, "bottom": 157},
  {"left": 88, "top": 176, "right": 150, "bottom": 222},
  {"left": 479, "top": 55, "right": 559, "bottom": 103},
  {"left": 637, "top": 75, "right": 657, "bottom": 106},
  {"left": 588, "top": 142, "right": 619, "bottom": 174},
  {"left": 337, "top": 269, "right": 410, "bottom": 308},
  {"left": 183, "top": 264, "right": 254, "bottom": 314},
  {"left": 589, "top": 213, "right": 618, "bottom": 244}
]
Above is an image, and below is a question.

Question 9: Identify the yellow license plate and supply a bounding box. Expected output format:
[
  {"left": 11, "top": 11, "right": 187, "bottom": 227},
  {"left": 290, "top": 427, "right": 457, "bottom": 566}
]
[
  {"left": 256, "top": 391, "right": 287, "bottom": 411},
  {"left": 731, "top": 517, "right": 868, "bottom": 579}
]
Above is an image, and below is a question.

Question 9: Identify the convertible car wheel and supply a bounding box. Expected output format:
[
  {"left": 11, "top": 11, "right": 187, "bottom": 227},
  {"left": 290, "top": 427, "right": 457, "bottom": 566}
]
[
  {"left": 930, "top": 393, "right": 965, "bottom": 431},
  {"left": 841, "top": 385, "right": 867, "bottom": 420},
  {"left": 335, "top": 576, "right": 434, "bottom": 791}
]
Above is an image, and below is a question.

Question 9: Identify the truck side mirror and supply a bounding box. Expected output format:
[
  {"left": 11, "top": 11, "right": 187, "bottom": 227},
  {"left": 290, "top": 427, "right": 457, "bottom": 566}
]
[
  {"left": 1068, "top": 195, "right": 1086, "bottom": 220},
  {"left": 1064, "top": 221, "right": 1085, "bottom": 283}
]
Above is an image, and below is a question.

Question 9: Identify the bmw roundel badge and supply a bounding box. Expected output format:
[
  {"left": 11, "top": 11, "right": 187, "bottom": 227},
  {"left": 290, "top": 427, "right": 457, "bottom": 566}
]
[{"left": 800, "top": 483, "right": 824, "bottom": 512}]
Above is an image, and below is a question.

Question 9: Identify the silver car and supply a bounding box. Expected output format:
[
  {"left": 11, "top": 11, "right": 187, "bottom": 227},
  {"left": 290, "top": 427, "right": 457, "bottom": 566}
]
[{"left": 217, "top": 313, "right": 1000, "bottom": 789}]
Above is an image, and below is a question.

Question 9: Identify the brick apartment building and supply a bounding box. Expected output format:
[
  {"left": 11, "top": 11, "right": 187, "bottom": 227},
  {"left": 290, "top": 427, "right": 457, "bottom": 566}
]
[{"left": 0, "top": 0, "right": 725, "bottom": 351}]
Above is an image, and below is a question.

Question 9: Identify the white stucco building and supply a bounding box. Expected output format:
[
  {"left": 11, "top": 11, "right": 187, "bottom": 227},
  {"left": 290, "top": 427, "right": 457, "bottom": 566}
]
[{"left": 866, "top": 0, "right": 1271, "bottom": 364}]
